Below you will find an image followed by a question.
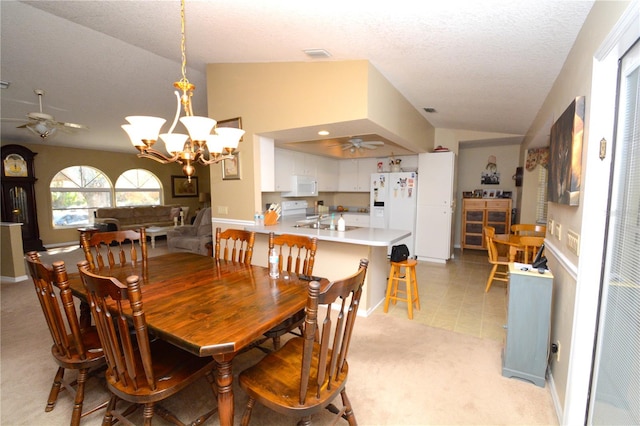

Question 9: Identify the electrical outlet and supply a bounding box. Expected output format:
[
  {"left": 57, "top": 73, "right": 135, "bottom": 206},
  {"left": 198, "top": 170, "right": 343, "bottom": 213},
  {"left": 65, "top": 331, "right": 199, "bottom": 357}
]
[
  {"left": 567, "top": 230, "right": 580, "bottom": 255},
  {"left": 548, "top": 219, "right": 555, "bottom": 236},
  {"left": 217, "top": 206, "right": 228, "bottom": 215},
  {"left": 555, "top": 223, "right": 562, "bottom": 240}
]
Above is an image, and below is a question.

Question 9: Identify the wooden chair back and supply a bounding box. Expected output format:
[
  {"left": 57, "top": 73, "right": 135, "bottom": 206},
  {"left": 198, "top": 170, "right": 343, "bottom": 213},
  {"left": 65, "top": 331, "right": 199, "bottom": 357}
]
[
  {"left": 25, "top": 252, "right": 106, "bottom": 425},
  {"left": 81, "top": 228, "right": 147, "bottom": 270},
  {"left": 519, "top": 235, "right": 545, "bottom": 264},
  {"left": 483, "top": 226, "right": 510, "bottom": 292},
  {"left": 511, "top": 223, "right": 546, "bottom": 237},
  {"left": 214, "top": 227, "right": 255, "bottom": 264},
  {"left": 268, "top": 232, "right": 318, "bottom": 275},
  {"left": 484, "top": 226, "right": 499, "bottom": 262},
  {"left": 27, "top": 253, "right": 89, "bottom": 361},
  {"left": 77, "top": 260, "right": 154, "bottom": 394},
  {"left": 300, "top": 258, "right": 368, "bottom": 403}
]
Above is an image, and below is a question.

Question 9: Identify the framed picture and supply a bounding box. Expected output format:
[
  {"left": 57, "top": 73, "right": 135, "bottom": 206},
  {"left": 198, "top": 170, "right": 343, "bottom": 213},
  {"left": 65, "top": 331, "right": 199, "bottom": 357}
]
[
  {"left": 171, "top": 176, "right": 198, "bottom": 197},
  {"left": 222, "top": 152, "right": 241, "bottom": 180},
  {"left": 548, "top": 96, "right": 585, "bottom": 206},
  {"left": 217, "top": 117, "right": 243, "bottom": 141}
]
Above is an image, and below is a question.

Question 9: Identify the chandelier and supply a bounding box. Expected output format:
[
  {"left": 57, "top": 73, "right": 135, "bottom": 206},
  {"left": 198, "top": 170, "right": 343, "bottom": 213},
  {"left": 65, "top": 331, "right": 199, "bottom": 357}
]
[{"left": 121, "top": 0, "right": 244, "bottom": 181}]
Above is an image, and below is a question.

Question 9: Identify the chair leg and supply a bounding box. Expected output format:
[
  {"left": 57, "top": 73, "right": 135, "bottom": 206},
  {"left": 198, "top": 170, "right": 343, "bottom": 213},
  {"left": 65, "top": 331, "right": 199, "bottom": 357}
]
[
  {"left": 297, "top": 416, "right": 312, "bottom": 426},
  {"left": 272, "top": 335, "right": 281, "bottom": 350},
  {"left": 142, "top": 402, "right": 154, "bottom": 426},
  {"left": 102, "top": 395, "right": 118, "bottom": 426},
  {"left": 383, "top": 265, "right": 398, "bottom": 313},
  {"left": 406, "top": 267, "right": 414, "bottom": 320},
  {"left": 341, "top": 389, "right": 357, "bottom": 425},
  {"left": 46, "top": 367, "right": 65, "bottom": 412},
  {"left": 485, "top": 264, "right": 498, "bottom": 292},
  {"left": 70, "top": 368, "right": 89, "bottom": 426},
  {"left": 411, "top": 266, "right": 420, "bottom": 310},
  {"left": 241, "top": 397, "right": 256, "bottom": 426}
]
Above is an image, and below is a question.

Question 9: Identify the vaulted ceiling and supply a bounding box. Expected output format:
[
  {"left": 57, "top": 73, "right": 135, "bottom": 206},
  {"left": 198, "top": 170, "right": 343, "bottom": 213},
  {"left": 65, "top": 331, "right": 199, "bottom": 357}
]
[{"left": 1, "top": 1, "right": 593, "bottom": 158}]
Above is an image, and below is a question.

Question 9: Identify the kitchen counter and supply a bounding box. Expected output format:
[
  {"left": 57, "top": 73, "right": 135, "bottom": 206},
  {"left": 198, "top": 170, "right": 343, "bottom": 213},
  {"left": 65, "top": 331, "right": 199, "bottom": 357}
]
[{"left": 245, "top": 216, "right": 410, "bottom": 316}]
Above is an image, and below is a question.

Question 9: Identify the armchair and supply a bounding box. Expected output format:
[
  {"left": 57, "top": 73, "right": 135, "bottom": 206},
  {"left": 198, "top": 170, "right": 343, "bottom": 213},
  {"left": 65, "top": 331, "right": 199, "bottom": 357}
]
[{"left": 166, "top": 207, "right": 212, "bottom": 256}]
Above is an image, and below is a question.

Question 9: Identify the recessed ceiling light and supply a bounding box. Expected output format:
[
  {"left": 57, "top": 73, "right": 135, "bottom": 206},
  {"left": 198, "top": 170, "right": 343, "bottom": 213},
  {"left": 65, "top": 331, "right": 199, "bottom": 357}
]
[
  {"left": 303, "top": 49, "right": 331, "bottom": 59},
  {"left": 423, "top": 107, "right": 437, "bottom": 113},
  {"left": 318, "top": 130, "right": 330, "bottom": 136}
]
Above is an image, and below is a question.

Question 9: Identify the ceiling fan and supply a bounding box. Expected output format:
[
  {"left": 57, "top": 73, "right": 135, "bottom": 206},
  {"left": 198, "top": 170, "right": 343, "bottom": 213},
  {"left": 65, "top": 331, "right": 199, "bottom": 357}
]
[
  {"left": 335, "top": 137, "right": 385, "bottom": 152},
  {"left": 2, "top": 89, "right": 88, "bottom": 139}
]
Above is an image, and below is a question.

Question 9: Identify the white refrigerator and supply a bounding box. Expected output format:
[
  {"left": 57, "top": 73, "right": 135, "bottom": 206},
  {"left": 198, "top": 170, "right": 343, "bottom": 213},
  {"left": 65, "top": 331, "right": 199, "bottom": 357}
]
[
  {"left": 370, "top": 171, "right": 419, "bottom": 256},
  {"left": 415, "top": 152, "right": 456, "bottom": 263}
]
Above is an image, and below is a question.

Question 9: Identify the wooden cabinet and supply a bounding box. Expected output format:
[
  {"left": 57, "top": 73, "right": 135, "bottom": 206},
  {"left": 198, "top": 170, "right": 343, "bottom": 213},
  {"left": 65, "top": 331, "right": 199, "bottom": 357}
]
[
  {"left": 462, "top": 198, "right": 511, "bottom": 249},
  {"left": 503, "top": 264, "right": 553, "bottom": 387},
  {"left": 338, "top": 158, "right": 377, "bottom": 192}
]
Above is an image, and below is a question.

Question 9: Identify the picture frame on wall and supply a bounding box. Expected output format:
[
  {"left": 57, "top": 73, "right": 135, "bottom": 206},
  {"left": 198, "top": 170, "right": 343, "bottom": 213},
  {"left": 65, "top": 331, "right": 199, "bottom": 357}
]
[
  {"left": 548, "top": 96, "right": 585, "bottom": 206},
  {"left": 222, "top": 152, "right": 241, "bottom": 180},
  {"left": 171, "top": 176, "right": 198, "bottom": 197}
]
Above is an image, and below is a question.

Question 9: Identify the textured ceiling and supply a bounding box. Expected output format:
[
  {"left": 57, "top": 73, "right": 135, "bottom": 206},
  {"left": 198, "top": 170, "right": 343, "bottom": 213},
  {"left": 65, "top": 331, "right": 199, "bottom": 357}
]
[{"left": 1, "top": 0, "right": 594, "bottom": 158}]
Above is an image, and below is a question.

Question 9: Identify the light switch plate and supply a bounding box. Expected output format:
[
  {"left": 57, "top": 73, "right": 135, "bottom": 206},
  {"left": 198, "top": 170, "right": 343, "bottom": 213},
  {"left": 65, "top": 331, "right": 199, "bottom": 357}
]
[
  {"left": 567, "top": 230, "right": 580, "bottom": 255},
  {"left": 555, "top": 223, "right": 562, "bottom": 240},
  {"left": 548, "top": 219, "right": 555, "bottom": 236},
  {"left": 217, "top": 206, "right": 228, "bottom": 215}
]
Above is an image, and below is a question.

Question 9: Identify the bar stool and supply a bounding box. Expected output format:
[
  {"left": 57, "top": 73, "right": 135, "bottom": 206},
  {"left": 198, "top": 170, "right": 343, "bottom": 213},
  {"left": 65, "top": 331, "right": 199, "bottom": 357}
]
[{"left": 384, "top": 259, "right": 420, "bottom": 319}]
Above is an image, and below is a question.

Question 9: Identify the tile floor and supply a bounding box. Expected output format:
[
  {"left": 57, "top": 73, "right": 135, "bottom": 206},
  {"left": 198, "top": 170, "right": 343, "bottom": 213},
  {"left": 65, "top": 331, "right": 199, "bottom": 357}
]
[{"left": 377, "top": 248, "right": 507, "bottom": 342}]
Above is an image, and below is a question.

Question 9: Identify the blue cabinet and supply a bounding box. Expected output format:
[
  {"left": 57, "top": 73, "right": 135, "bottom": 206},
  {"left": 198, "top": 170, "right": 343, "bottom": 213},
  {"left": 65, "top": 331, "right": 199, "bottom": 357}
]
[{"left": 502, "top": 264, "right": 553, "bottom": 387}]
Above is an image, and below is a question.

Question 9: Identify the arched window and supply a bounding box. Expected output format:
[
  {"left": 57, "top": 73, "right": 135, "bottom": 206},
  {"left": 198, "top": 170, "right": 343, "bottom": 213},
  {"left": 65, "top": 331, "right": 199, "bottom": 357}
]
[
  {"left": 50, "top": 166, "right": 112, "bottom": 227},
  {"left": 115, "top": 169, "right": 162, "bottom": 206}
]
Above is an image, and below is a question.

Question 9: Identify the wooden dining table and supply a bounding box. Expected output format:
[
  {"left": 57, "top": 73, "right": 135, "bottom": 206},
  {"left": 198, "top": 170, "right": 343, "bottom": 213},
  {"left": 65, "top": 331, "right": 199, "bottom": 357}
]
[
  {"left": 67, "top": 251, "right": 326, "bottom": 426},
  {"left": 493, "top": 233, "right": 523, "bottom": 262}
]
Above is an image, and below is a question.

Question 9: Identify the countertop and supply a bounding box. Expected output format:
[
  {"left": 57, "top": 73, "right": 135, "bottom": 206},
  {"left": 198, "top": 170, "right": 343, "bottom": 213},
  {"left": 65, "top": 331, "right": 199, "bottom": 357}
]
[{"left": 245, "top": 215, "right": 409, "bottom": 247}]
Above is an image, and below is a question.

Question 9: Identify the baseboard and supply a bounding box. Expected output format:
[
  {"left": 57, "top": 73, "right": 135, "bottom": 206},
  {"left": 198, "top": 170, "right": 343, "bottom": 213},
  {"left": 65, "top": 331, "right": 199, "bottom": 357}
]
[{"left": 1, "top": 275, "right": 28, "bottom": 283}]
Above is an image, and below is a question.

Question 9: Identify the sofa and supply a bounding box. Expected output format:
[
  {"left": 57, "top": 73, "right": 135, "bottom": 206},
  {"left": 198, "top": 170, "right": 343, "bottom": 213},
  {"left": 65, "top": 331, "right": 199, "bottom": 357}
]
[
  {"left": 166, "top": 208, "right": 212, "bottom": 256},
  {"left": 94, "top": 205, "right": 184, "bottom": 231}
]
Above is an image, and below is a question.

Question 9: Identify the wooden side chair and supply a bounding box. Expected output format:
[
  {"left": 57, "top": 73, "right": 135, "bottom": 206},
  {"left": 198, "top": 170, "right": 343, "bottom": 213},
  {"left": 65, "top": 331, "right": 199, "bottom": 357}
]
[
  {"left": 519, "top": 235, "right": 545, "bottom": 264},
  {"left": 211, "top": 227, "right": 255, "bottom": 264},
  {"left": 511, "top": 223, "right": 547, "bottom": 237},
  {"left": 80, "top": 228, "right": 148, "bottom": 270},
  {"left": 261, "top": 233, "right": 318, "bottom": 350},
  {"left": 239, "top": 258, "right": 369, "bottom": 426},
  {"left": 484, "top": 226, "right": 511, "bottom": 292},
  {"left": 25, "top": 252, "right": 107, "bottom": 426},
  {"left": 77, "top": 260, "right": 219, "bottom": 426}
]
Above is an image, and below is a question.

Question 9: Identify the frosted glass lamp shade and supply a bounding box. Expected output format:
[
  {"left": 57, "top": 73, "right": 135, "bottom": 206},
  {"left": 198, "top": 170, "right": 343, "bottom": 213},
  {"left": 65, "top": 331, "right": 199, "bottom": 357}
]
[
  {"left": 206, "top": 134, "right": 224, "bottom": 154},
  {"left": 215, "top": 127, "right": 245, "bottom": 150},
  {"left": 180, "top": 116, "right": 216, "bottom": 141},
  {"left": 122, "top": 124, "right": 145, "bottom": 147},
  {"left": 160, "top": 133, "right": 189, "bottom": 153},
  {"left": 125, "top": 116, "right": 166, "bottom": 141}
]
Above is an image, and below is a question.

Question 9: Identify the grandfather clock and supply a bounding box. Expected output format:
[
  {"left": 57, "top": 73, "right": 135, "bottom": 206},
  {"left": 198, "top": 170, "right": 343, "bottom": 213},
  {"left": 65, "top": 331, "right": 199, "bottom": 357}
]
[{"left": 1, "top": 144, "right": 45, "bottom": 252}]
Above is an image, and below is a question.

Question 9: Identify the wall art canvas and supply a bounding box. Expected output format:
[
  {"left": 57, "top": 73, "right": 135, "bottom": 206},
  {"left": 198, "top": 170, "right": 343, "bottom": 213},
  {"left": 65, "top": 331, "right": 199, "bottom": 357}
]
[{"left": 548, "top": 96, "right": 585, "bottom": 206}]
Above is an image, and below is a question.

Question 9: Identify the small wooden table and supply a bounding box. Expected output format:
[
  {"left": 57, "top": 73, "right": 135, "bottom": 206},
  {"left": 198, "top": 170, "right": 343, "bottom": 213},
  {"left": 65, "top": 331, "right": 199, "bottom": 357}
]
[
  {"left": 494, "top": 234, "right": 522, "bottom": 262},
  {"left": 67, "top": 252, "right": 325, "bottom": 426}
]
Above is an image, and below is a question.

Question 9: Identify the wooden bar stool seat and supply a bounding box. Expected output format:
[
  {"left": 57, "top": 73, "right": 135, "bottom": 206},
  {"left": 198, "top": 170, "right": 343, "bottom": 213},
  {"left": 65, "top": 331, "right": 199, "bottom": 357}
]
[{"left": 384, "top": 259, "right": 420, "bottom": 319}]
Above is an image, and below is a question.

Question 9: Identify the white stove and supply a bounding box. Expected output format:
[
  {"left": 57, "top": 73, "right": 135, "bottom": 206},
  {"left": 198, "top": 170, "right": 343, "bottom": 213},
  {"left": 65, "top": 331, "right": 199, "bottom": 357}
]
[{"left": 280, "top": 200, "right": 309, "bottom": 217}]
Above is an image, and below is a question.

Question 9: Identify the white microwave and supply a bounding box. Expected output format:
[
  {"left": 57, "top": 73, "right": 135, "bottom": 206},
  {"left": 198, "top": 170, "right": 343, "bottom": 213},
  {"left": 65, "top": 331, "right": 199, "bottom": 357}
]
[{"left": 281, "top": 175, "right": 318, "bottom": 197}]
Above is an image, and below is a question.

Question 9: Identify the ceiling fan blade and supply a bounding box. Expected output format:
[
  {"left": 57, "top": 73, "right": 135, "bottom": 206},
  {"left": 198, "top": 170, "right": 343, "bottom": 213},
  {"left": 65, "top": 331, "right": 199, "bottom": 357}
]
[
  {"left": 341, "top": 144, "right": 353, "bottom": 150},
  {"left": 362, "top": 144, "right": 380, "bottom": 149},
  {"left": 60, "top": 121, "right": 88, "bottom": 130},
  {"left": 16, "top": 123, "right": 28, "bottom": 128}
]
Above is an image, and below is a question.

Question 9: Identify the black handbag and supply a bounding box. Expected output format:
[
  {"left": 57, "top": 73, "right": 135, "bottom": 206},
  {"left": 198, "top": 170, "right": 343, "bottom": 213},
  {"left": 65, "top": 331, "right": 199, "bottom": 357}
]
[{"left": 390, "top": 244, "right": 410, "bottom": 262}]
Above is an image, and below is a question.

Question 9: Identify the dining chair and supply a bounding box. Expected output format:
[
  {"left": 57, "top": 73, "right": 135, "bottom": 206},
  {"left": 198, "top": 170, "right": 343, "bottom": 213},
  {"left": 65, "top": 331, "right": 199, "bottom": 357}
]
[
  {"left": 211, "top": 227, "right": 255, "bottom": 264},
  {"left": 511, "top": 223, "right": 547, "bottom": 237},
  {"left": 483, "top": 226, "right": 511, "bottom": 293},
  {"left": 80, "top": 228, "right": 148, "bottom": 270},
  {"left": 519, "top": 235, "right": 545, "bottom": 264},
  {"left": 76, "top": 260, "right": 219, "bottom": 426},
  {"left": 261, "top": 233, "right": 318, "bottom": 350},
  {"left": 25, "top": 252, "right": 107, "bottom": 426},
  {"left": 239, "top": 258, "right": 369, "bottom": 426}
]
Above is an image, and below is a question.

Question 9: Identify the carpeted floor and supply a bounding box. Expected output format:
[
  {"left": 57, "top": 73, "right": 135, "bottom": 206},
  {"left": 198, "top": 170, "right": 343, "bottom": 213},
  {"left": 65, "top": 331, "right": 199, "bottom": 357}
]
[{"left": 1, "top": 242, "right": 558, "bottom": 425}]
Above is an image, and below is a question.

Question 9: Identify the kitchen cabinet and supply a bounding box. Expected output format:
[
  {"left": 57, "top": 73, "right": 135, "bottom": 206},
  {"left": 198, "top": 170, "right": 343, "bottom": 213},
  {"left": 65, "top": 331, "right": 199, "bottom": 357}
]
[
  {"left": 338, "top": 158, "right": 378, "bottom": 192},
  {"left": 503, "top": 264, "right": 553, "bottom": 387},
  {"left": 316, "top": 156, "right": 339, "bottom": 192},
  {"left": 461, "top": 198, "right": 511, "bottom": 250},
  {"left": 260, "top": 137, "right": 275, "bottom": 191},
  {"left": 274, "top": 148, "right": 294, "bottom": 191},
  {"left": 291, "top": 151, "right": 317, "bottom": 177}
]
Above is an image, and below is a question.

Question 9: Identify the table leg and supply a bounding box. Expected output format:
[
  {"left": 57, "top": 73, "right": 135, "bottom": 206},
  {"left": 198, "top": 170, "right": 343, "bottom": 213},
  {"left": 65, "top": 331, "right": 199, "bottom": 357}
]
[
  {"left": 151, "top": 235, "right": 156, "bottom": 249},
  {"left": 509, "top": 246, "right": 517, "bottom": 262},
  {"left": 213, "top": 353, "right": 236, "bottom": 426}
]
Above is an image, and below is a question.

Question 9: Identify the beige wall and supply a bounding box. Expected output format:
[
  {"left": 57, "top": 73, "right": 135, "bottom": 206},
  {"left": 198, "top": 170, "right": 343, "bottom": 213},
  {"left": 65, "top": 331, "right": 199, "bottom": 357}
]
[
  {"left": 518, "top": 0, "right": 631, "bottom": 417},
  {"left": 1, "top": 141, "right": 210, "bottom": 246},
  {"left": 206, "top": 60, "right": 434, "bottom": 222}
]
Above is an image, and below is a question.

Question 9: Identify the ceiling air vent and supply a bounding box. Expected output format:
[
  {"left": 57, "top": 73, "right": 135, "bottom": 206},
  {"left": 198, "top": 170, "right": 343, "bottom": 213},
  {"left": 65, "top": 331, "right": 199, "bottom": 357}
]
[{"left": 303, "top": 49, "right": 331, "bottom": 59}]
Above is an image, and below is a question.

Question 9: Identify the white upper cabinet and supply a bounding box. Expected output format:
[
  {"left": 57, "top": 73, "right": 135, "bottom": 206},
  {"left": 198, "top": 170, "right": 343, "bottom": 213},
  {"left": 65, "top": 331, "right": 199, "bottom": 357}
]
[
  {"left": 274, "top": 148, "right": 295, "bottom": 191},
  {"left": 338, "top": 158, "right": 378, "bottom": 192},
  {"left": 317, "top": 156, "right": 339, "bottom": 192},
  {"left": 260, "top": 137, "right": 275, "bottom": 192}
]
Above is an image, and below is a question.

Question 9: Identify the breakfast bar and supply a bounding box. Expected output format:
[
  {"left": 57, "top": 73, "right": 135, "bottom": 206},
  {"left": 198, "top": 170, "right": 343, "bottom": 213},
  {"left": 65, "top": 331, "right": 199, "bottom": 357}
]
[{"left": 245, "top": 217, "right": 410, "bottom": 316}]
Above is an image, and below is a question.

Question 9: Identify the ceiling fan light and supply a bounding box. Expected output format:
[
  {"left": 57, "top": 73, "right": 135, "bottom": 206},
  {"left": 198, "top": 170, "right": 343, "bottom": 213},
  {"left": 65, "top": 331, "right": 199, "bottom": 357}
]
[
  {"left": 180, "top": 116, "right": 216, "bottom": 142},
  {"left": 125, "top": 116, "right": 166, "bottom": 141},
  {"left": 215, "top": 127, "right": 245, "bottom": 149},
  {"left": 27, "top": 122, "right": 56, "bottom": 138}
]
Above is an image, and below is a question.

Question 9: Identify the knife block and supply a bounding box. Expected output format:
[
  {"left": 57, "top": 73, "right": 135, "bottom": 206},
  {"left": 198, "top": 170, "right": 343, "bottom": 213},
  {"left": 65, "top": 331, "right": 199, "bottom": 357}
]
[{"left": 264, "top": 210, "right": 279, "bottom": 226}]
